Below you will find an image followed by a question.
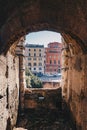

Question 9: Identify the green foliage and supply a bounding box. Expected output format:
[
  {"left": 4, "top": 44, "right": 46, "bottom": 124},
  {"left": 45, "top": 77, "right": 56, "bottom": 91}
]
[
  {"left": 25, "top": 68, "right": 43, "bottom": 88},
  {"left": 31, "top": 75, "right": 43, "bottom": 88},
  {"left": 25, "top": 68, "right": 33, "bottom": 76},
  {"left": 26, "top": 76, "right": 31, "bottom": 88}
]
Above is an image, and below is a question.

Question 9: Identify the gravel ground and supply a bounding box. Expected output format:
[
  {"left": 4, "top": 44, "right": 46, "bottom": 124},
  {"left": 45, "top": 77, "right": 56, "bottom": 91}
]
[{"left": 16, "top": 108, "right": 76, "bottom": 130}]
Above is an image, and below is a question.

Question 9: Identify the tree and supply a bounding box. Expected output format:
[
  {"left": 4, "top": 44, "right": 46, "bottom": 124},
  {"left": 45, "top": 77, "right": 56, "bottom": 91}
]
[
  {"left": 25, "top": 68, "right": 43, "bottom": 88},
  {"left": 31, "top": 75, "right": 42, "bottom": 88}
]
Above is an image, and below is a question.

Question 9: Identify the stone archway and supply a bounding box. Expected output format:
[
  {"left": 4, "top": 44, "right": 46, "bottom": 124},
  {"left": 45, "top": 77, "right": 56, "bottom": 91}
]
[
  {"left": 0, "top": 1, "right": 87, "bottom": 130},
  {"left": 0, "top": 0, "right": 87, "bottom": 54}
]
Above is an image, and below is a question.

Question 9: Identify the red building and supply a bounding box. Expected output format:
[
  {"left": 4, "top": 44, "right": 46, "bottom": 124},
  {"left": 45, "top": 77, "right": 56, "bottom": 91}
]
[{"left": 45, "top": 42, "right": 62, "bottom": 74}]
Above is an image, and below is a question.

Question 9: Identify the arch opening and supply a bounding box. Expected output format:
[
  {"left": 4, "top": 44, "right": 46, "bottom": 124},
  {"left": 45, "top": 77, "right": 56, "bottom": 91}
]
[
  {"left": 25, "top": 31, "right": 62, "bottom": 89},
  {"left": 15, "top": 30, "right": 78, "bottom": 130},
  {"left": 0, "top": 1, "right": 87, "bottom": 130},
  {"left": 1, "top": 28, "right": 84, "bottom": 130}
]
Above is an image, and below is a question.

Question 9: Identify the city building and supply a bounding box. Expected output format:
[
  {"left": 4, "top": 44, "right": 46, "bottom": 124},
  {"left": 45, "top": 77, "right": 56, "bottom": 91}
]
[
  {"left": 45, "top": 42, "right": 62, "bottom": 74},
  {"left": 25, "top": 44, "right": 45, "bottom": 75}
]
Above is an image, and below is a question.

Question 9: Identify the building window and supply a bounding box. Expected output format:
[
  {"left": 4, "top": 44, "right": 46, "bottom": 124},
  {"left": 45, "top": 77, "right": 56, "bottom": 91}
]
[
  {"left": 28, "top": 63, "right": 31, "bottom": 66},
  {"left": 34, "top": 63, "right": 36, "bottom": 66},
  {"left": 39, "top": 49, "right": 41, "bottom": 52},
  {"left": 29, "top": 53, "right": 31, "bottom": 56},
  {"left": 58, "top": 60, "right": 60, "bottom": 64},
  {"left": 34, "top": 49, "right": 36, "bottom": 51},
  {"left": 39, "top": 67, "right": 42, "bottom": 70},
  {"left": 54, "top": 60, "right": 56, "bottom": 64},
  {"left": 34, "top": 68, "right": 36, "bottom": 70},
  {"left": 29, "top": 49, "right": 31, "bottom": 51},
  {"left": 33, "top": 57, "right": 36, "bottom": 60},
  {"left": 39, "top": 63, "right": 42, "bottom": 66},
  {"left": 34, "top": 53, "right": 36, "bottom": 57},
  {"left": 39, "top": 53, "right": 41, "bottom": 57},
  {"left": 58, "top": 69, "right": 61, "bottom": 73},
  {"left": 29, "top": 68, "right": 31, "bottom": 70},
  {"left": 54, "top": 45, "right": 58, "bottom": 48},
  {"left": 50, "top": 60, "right": 52, "bottom": 64},
  {"left": 28, "top": 57, "right": 31, "bottom": 60}
]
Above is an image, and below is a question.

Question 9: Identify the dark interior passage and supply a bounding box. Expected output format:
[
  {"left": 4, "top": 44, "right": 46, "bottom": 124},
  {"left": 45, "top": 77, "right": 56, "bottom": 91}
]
[
  {"left": 16, "top": 107, "right": 76, "bottom": 130},
  {"left": 16, "top": 88, "right": 76, "bottom": 130}
]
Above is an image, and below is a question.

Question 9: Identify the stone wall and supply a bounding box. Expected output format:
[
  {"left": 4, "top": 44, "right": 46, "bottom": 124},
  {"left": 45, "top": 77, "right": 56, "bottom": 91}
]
[
  {"left": 24, "top": 88, "right": 62, "bottom": 110},
  {"left": 0, "top": 51, "right": 19, "bottom": 130},
  {"left": 61, "top": 34, "right": 87, "bottom": 130},
  {"left": 42, "top": 82, "right": 60, "bottom": 88},
  {"left": 1, "top": 0, "right": 87, "bottom": 55},
  {"left": 16, "top": 37, "right": 26, "bottom": 113}
]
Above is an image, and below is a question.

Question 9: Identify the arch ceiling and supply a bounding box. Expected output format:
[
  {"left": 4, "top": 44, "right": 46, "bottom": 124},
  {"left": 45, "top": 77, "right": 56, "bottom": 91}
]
[{"left": 0, "top": 0, "right": 87, "bottom": 53}]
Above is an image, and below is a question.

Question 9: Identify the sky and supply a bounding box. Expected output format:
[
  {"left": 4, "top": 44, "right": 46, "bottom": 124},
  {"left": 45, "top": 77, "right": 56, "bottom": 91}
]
[{"left": 25, "top": 31, "right": 61, "bottom": 47}]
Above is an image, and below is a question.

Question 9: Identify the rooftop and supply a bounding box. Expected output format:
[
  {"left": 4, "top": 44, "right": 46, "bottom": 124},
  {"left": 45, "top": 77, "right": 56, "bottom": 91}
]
[{"left": 25, "top": 44, "right": 44, "bottom": 48}]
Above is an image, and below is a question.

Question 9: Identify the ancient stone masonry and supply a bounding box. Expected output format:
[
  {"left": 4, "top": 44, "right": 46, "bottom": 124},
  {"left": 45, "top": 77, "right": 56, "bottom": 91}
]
[
  {"left": 61, "top": 33, "right": 87, "bottom": 130},
  {"left": 0, "top": 1, "right": 87, "bottom": 130},
  {"left": 0, "top": 52, "right": 19, "bottom": 130},
  {"left": 16, "top": 37, "right": 26, "bottom": 112},
  {"left": 1, "top": 1, "right": 87, "bottom": 54},
  {"left": 0, "top": 37, "right": 26, "bottom": 130},
  {"left": 24, "top": 88, "right": 62, "bottom": 110}
]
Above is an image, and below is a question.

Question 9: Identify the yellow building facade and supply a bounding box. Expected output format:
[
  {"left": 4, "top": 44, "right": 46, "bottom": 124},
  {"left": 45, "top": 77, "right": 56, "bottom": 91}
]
[{"left": 25, "top": 44, "right": 45, "bottom": 74}]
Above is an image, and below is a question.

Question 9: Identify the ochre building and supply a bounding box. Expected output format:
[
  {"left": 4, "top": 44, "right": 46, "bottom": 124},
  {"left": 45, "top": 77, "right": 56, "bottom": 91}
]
[{"left": 25, "top": 44, "right": 45, "bottom": 75}]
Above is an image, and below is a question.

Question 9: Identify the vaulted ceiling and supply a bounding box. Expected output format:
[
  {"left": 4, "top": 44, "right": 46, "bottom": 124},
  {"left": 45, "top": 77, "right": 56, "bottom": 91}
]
[{"left": 0, "top": 0, "right": 87, "bottom": 53}]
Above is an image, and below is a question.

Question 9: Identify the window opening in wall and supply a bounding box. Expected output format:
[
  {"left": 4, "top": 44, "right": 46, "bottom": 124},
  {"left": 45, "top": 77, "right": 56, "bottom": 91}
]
[
  {"left": 33, "top": 57, "right": 36, "bottom": 60},
  {"left": 34, "top": 53, "right": 36, "bottom": 57},
  {"left": 25, "top": 31, "right": 62, "bottom": 89},
  {"left": 54, "top": 60, "right": 56, "bottom": 64},
  {"left": 34, "top": 67, "right": 36, "bottom": 70},
  {"left": 39, "top": 53, "right": 41, "bottom": 57},
  {"left": 34, "top": 62, "right": 37, "bottom": 66},
  {"left": 29, "top": 53, "right": 31, "bottom": 56},
  {"left": 39, "top": 67, "right": 42, "bottom": 70},
  {"left": 28, "top": 63, "right": 31, "bottom": 66},
  {"left": 50, "top": 60, "right": 52, "bottom": 64},
  {"left": 28, "top": 57, "right": 31, "bottom": 60}
]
